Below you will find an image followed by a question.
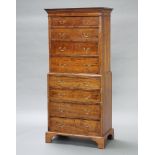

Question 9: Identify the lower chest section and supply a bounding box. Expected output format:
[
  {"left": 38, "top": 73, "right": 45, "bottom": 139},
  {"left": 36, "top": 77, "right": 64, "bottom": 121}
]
[{"left": 48, "top": 73, "right": 102, "bottom": 136}]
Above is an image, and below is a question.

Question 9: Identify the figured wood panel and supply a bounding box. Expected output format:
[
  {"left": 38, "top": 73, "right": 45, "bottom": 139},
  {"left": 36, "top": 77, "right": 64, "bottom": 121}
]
[
  {"left": 48, "top": 89, "right": 101, "bottom": 103},
  {"left": 50, "top": 41, "right": 98, "bottom": 56},
  {"left": 51, "top": 29, "right": 98, "bottom": 42},
  {"left": 48, "top": 74, "right": 101, "bottom": 90},
  {"left": 49, "top": 102, "right": 100, "bottom": 120},
  {"left": 49, "top": 117, "right": 101, "bottom": 136},
  {"left": 103, "top": 72, "right": 112, "bottom": 134},
  {"left": 51, "top": 17, "right": 99, "bottom": 27},
  {"left": 50, "top": 57, "right": 99, "bottom": 73},
  {"left": 103, "top": 12, "right": 111, "bottom": 72}
]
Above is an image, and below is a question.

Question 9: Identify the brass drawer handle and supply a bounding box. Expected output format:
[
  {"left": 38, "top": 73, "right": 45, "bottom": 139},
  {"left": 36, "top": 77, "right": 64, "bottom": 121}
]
[
  {"left": 58, "top": 20, "right": 66, "bottom": 24},
  {"left": 58, "top": 46, "right": 66, "bottom": 52},
  {"left": 83, "top": 82, "right": 90, "bottom": 87},
  {"left": 59, "top": 64, "right": 67, "bottom": 67},
  {"left": 60, "top": 110, "right": 64, "bottom": 113},
  {"left": 85, "top": 125, "right": 89, "bottom": 128},
  {"left": 84, "top": 109, "right": 90, "bottom": 115},
  {"left": 85, "top": 95, "right": 91, "bottom": 100},
  {"left": 85, "top": 111, "right": 89, "bottom": 115},
  {"left": 58, "top": 106, "right": 64, "bottom": 113},
  {"left": 83, "top": 47, "right": 90, "bottom": 54},
  {"left": 57, "top": 80, "right": 64, "bottom": 83},
  {"left": 58, "top": 32, "right": 66, "bottom": 39},
  {"left": 84, "top": 64, "right": 92, "bottom": 67},
  {"left": 82, "top": 33, "right": 89, "bottom": 38},
  {"left": 58, "top": 124, "right": 64, "bottom": 128},
  {"left": 84, "top": 83, "right": 89, "bottom": 87},
  {"left": 58, "top": 93, "right": 65, "bottom": 97}
]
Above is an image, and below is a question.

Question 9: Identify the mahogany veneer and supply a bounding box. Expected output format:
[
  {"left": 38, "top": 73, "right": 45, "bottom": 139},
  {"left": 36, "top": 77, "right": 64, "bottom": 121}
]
[{"left": 45, "top": 7, "right": 114, "bottom": 149}]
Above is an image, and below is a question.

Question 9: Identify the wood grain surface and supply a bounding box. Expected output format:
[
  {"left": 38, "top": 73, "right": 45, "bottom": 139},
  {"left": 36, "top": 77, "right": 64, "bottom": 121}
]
[{"left": 45, "top": 7, "right": 113, "bottom": 149}]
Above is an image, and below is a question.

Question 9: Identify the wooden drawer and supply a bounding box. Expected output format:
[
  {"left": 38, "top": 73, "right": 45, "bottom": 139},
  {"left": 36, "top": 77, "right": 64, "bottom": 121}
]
[
  {"left": 51, "top": 42, "right": 98, "bottom": 56},
  {"left": 49, "top": 102, "right": 100, "bottom": 120},
  {"left": 49, "top": 117, "right": 101, "bottom": 136},
  {"left": 48, "top": 74, "right": 101, "bottom": 90},
  {"left": 51, "top": 17, "right": 99, "bottom": 27},
  {"left": 51, "top": 29, "right": 98, "bottom": 42},
  {"left": 50, "top": 57, "right": 99, "bottom": 73},
  {"left": 48, "top": 89, "right": 101, "bottom": 103}
]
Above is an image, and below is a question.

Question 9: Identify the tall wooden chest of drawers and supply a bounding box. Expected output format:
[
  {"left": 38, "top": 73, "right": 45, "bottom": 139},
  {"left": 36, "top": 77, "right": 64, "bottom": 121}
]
[{"left": 45, "top": 7, "right": 114, "bottom": 149}]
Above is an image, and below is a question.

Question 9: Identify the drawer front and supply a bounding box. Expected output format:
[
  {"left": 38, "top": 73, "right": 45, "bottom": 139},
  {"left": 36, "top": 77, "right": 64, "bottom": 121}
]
[
  {"left": 51, "top": 17, "right": 99, "bottom": 27},
  {"left": 50, "top": 57, "right": 99, "bottom": 73},
  {"left": 49, "top": 89, "right": 101, "bottom": 103},
  {"left": 51, "top": 42, "right": 98, "bottom": 56},
  {"left": 51, "top": 29, "right": 98, "bottom": 42},
  {"left": 49, "top": 117, "right": 101, "bottom": 136},
  {"left": 49, "top": 103, "right": 100, "bottom": 120},
  {"left": 48, "top": 74, "right": 101, "bottom": 90}
]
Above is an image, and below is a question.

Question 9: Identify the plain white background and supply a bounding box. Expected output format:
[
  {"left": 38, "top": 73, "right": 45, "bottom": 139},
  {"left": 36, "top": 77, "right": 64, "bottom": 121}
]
[{"left": 1, "top": 0, "right": 155, "bottom": 155}]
